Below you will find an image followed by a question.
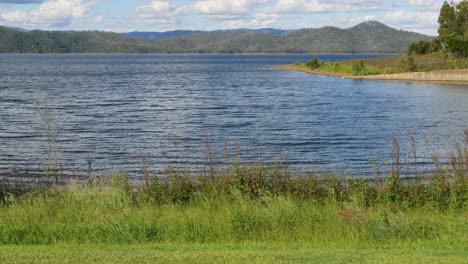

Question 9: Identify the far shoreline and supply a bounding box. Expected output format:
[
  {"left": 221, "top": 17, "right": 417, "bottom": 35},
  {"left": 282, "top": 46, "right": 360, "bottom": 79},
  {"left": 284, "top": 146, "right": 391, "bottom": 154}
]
[
  {"left": 0, "top": 52, "right": 399, "bottom": 56},
  {"left": 273, "top": 64, "right": 468, "bottom": 85}
]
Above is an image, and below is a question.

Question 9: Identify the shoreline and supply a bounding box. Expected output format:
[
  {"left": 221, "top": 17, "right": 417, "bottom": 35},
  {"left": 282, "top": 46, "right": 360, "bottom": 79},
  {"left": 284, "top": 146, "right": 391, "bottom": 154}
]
[
  {"left": 0, "top": 52, "right": 398, "bottom": 56},
  {"left": 352, "top": 69, "right": 468, "bottom": 84},
  {"left": 273, "top": 65, "right": 468, "bottom": 85}
]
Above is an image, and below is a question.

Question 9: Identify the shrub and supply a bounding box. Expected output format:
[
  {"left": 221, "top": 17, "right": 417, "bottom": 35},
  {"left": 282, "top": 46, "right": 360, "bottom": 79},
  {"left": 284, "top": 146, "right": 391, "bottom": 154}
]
[
  {"left": 445, "top": 34, "right": 468, "bottom": 57},
  {"left": 352, "top": 61, "right": 367, "bottom": 76},
  {"left": 407, "top": 56, "right": 417, "bottom": 71},
  {"left": 306, "top": 58, "right": 321, "bottom": 69}
]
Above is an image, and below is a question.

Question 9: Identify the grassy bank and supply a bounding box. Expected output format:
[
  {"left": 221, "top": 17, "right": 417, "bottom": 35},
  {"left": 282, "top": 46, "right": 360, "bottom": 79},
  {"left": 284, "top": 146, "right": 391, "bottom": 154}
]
[
  {"left": 0, "top": 178, "right": 466, "bottom": 263},
  {"left": 0, "top": 162, "right": 467, "bottom": 262},
  {"left": 1, "top": 178, "right": 466, "bottom": 245},
  {"left": 0, "top": 135, "right": 467, "bottom": 263},
  {"left": 274, "top": 52, "right": 468, "bottom": 78}
]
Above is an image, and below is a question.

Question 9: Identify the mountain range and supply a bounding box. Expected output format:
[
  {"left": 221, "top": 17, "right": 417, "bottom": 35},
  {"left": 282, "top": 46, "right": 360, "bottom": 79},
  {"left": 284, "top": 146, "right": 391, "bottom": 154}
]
[
  {"left": 123, "top": 28, "right": 291, "bottom": 40},
  {"left": 0, "top": 21, "right": 433, "bottom": 54}
]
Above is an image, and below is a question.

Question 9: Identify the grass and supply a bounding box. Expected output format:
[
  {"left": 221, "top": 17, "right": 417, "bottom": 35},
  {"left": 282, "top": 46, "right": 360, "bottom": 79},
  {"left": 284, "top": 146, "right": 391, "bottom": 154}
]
[
  {"left": 1, "top": 243, "right": 467, "bottom": 263},
  {"left": 276, "top": 52, "right": 468, "bottom": 77},
  {"left": 0, "top": 134, "right": 467, "bottom": 262},
  {"left": 0, "top": 168, "right": 466, "bottom": 263},
  {"left": 1, "top": 184, "right": 466, "bottom": 244}
]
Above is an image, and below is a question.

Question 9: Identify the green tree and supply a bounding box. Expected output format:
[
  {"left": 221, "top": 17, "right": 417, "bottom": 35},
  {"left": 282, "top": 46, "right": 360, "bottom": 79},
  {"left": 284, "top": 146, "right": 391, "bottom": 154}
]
[
  {"left": 456, "top": 1, "right": 468, "bottom": 38},
  {"left": 437, "top": 1, "right": 468, "bottom": 57},
  {"left": 306, "top": 58, "right": 321, "bottom": 69},
  {"left": 438, "top": 1, "right": 458, "bottom": 42},
  {"left": 407, "top": 40, "right": 441, "bottom": 55},
  {"left": 445, "top": 34, "right": 468, "bottom": 57}
]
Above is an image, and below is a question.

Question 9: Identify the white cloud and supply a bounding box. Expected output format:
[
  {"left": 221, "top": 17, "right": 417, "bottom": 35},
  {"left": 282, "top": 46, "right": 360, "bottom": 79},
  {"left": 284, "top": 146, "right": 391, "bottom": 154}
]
[
  {"left": 220, "top": 12, "right": 279, "bottom": 28},
  {"left": 405, "top": 0, "right": 441, "bottom": 11},
  {"left": 312, "top": 15, "right": 377, "bottom": 28},
  {"left": 94, "top": 15, "right": 103, "bottom": 24},
  {"left": 193, "top": 0, "right": 271, "bottom": 15},
  {"left": 0, "top": 0, "right": 443, "bottom": 34},
  {"left": 133, "top": 0, "right": 192, "bottom": 29},
  {"left": 0, "top": 0, "right": 43, "bottom": 3},
  {"left": 0, "top": 0, "right": 95, "bottom": 28},
  {"left": 131, "top": 0, "right": 278, "bottom": 30},
  {"left": 384, "top": 10, "right": 439, "bottom": 35},
  {"left": 0, "top": 10, "right": 28, "bottom": 24},
  {"left": 137, "top": 0, "right": 174, "bottom": 16},
  {"left": 268, "top": 0, "right": 383, "bottom": 14}
]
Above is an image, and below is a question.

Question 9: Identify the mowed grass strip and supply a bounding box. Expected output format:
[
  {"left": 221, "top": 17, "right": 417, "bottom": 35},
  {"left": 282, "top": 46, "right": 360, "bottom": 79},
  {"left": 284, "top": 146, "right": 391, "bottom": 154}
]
[{"left": 0, "top": 243, "right": 467, "bottom": 264}]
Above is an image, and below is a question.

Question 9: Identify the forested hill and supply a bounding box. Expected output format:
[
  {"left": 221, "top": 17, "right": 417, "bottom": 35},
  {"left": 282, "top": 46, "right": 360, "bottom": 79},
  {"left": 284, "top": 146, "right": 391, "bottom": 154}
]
[
  {"left": 0, "top": 26, "right": 163, "bottom": 53},
  {"left": 0, "top": 21, "right": 433, "bottom": 54}
]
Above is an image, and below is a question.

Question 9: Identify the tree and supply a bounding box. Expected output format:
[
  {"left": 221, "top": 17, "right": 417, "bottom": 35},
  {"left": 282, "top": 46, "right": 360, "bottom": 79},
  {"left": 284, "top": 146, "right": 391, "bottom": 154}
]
[
  {"left": 306, "top": 58, "right": 321, "bottom": 69},
  {"left": 456, "top": 1, "right": 468, "bottom": 38},
  {"left": 445, "top": 34, "right": 468, "bottom": 57},
  {"left": 437, "top": 0, "right": 468, "bottom": 57},
  {"left": 407, "top": 40, "right": 441, "bottom": 55},
  {"left": 438, "top": 1, "right": 458, "bottom": 42},
  {"left": 407, "top": 41, "right": 430, "bottom": 55}
]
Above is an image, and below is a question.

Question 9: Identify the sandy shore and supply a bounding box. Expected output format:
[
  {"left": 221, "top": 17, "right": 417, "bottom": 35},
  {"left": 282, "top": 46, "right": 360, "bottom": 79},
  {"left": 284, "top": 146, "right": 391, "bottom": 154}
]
[
  {"left": 274, "top": 65, "right": 468, "bottom": 85},
  {"left": 351, "top": 69, "right": 468, "bottom": 83}
]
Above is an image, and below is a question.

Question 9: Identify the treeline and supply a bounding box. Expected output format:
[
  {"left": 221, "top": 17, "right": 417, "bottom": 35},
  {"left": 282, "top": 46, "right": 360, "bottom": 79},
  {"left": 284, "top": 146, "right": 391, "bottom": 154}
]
[
  {"left": 408, "top": 0, "right": 468, "bottom": 57},
  {"left": 407, "top": 40, "right": 441, "bottom": 55},
  {"left": 0, "top": 27, "right": 163, "bottom": 53},
  {"left": 0, "top": 21, "right": 432, "bottom": 54}
]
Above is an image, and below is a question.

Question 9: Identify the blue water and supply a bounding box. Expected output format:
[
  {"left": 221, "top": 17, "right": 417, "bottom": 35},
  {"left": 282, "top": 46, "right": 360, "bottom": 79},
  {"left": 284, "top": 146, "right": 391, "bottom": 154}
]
[{"left": 0, "top": 54, "right": 467, "bottom": 177}]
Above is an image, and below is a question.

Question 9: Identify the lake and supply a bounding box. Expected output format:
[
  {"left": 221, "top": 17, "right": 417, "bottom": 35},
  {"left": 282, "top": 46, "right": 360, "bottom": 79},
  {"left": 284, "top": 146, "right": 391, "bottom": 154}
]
[{"left": 0, "top": 54, "right": 467, "bottom": 178}]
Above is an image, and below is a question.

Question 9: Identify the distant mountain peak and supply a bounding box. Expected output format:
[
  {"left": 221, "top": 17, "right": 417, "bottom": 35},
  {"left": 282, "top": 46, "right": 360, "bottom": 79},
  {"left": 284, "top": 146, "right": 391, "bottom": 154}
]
[
  {"left": 361, "top": 21, "right": 386, "bottom": 26},
  {"left": 349, "top": 21, "right": 392, "bottom": 31}
]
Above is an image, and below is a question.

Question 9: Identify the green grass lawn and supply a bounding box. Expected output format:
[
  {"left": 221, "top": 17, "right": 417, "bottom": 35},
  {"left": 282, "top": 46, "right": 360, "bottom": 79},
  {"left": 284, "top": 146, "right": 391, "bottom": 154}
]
[{"left": 1, "top": 243, "right": 467, "bottom": 264}]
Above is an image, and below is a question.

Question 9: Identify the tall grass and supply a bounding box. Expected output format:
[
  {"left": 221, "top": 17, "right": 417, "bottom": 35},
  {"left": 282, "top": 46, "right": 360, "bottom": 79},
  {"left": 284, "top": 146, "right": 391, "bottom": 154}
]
[
  {"left": 0, "top": 152, "right": 466, "bottom": 245},
  {"left": 0, "top": 180, "right": 466, "bottom": 246},
  {"left": 0, "top": 131, "right": 466, "bottom": 246}
]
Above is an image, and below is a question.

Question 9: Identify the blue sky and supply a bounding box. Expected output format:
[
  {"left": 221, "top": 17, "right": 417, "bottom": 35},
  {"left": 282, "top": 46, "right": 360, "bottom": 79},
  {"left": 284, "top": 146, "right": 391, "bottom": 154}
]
[{"left": 0, "top": 0, "right": 450, "bottom": 35}]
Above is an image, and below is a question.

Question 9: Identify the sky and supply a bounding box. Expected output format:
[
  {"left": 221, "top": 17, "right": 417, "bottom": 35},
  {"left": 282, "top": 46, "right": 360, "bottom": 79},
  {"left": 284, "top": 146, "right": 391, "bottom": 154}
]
[{"left": 0, "top": 0, "right": 451, "bottom": 35}]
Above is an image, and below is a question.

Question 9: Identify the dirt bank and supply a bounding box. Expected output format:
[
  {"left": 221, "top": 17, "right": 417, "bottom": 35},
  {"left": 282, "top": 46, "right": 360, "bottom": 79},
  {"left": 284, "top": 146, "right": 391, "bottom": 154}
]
[
  {"left": 351, "top": 69, "right": 468, "bottom": 83},
  {"left": 274, "top": 65, "right": 468, "bottom": 85}
]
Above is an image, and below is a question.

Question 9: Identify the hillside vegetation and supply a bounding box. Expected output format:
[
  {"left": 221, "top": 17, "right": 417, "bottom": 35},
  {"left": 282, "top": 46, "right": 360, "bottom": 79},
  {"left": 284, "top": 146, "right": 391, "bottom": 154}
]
[
  {"left": 0, "top": 27, "right": 162, "bottom": 53},
  {"left": 123, "top": 28, "right": 291, "bottom": 40},
  {"left": 0, "top": 21, "right": 431, "bottom": 54}
]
